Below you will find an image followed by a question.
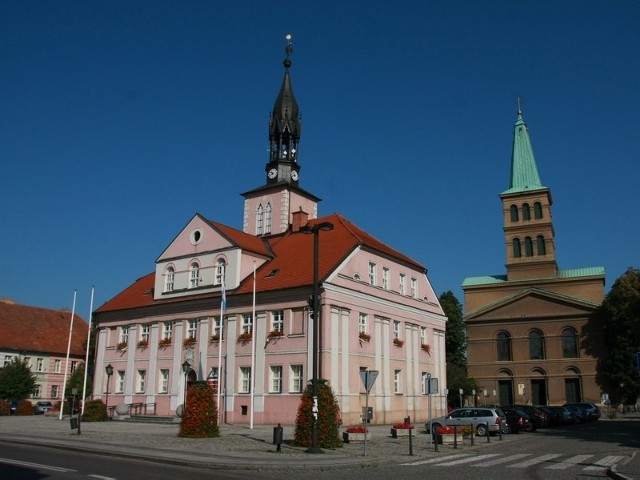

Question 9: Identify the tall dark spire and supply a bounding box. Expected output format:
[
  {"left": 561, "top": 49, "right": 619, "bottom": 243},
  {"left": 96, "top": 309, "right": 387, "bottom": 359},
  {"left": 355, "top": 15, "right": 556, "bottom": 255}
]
[{"left": 266, "top": 34, "right": 301, "bottom": 186}]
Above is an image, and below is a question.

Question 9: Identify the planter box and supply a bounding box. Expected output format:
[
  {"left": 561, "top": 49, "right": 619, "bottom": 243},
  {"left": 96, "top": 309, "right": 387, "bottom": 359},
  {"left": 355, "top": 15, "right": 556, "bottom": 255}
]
[
  {"left": 391, "top": 428, "right": 413, "bottom": 438},
  {"left": 343, "top": 431, "right": 371, "bottom": 443}
]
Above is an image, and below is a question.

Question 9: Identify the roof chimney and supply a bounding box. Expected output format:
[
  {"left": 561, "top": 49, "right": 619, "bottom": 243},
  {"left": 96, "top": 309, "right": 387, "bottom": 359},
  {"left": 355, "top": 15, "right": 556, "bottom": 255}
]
[{"left": 291, "top": 208, "right": 309, "bottom": 232}]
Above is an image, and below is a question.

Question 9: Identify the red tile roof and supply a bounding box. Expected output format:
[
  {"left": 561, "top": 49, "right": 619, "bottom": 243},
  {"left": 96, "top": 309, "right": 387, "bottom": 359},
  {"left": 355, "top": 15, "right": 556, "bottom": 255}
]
[
  {"left": 96, "top": 213, "right": 425, "bottom": 313},
  {"left": 0, "top": 300, "right": 88, "bottom": 356}
]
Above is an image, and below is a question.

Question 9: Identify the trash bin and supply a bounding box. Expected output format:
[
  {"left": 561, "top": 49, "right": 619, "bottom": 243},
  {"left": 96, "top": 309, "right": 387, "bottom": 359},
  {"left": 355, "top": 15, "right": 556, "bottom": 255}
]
[
  {"left": 273, "top": 423, "right": 283, "bottom": 452},
  {"left": 69, "top": 416, "right": 79, "bottom": 430}
]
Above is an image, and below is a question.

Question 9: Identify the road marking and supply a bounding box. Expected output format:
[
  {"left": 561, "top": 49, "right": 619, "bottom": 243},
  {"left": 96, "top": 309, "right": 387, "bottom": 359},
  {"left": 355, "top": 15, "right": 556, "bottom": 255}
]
[
  {"left": 508, "top": 453, "right": 562, "bottom": 468},
  {"left": 583, "top": 455, "right": 626, "bottom": 471},
  {"left": 88, "top": 475, "right": 117, "bottom": 480},
  {"left": 545, "top": 454, "right": 593, "bottom": 470},
  {"left": 401, "top": 454, "right": 473, "bottom": 466},
  {"left": 436, "top": 453, "right": 500, "bottom": 466},
  {"left": 472, "top": 453, "right": 531, "bottom": 467},
  {"left": 0, "top": 457, "right": 75, "bottom": 473}
]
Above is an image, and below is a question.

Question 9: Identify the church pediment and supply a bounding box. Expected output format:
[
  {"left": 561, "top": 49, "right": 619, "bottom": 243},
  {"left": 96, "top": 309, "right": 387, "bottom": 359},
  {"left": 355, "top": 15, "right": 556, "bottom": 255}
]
[{"left": 465, "top": 288, "right": 599, "bottom": 323}]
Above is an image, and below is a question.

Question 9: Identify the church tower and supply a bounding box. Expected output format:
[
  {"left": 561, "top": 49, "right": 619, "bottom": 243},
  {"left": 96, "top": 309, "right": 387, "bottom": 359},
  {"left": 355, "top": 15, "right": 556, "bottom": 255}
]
[
  {"left": 242, "top": 35, "right": 320, "bottom": 236},
  {"left": 500, "top": 107, "right": 558, "bottom": 280}
]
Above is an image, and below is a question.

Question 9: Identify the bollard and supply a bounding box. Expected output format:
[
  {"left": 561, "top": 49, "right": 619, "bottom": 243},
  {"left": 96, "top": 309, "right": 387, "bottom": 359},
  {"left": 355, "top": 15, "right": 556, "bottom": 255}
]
[{"left": 273, "top": 423, "right": 284, "bottom": 452}]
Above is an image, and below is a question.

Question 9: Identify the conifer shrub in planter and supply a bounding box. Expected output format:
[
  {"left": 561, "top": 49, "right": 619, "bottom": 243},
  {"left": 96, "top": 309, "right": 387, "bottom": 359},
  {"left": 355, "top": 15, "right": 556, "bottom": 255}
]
[
  {"left": 179, "top": 382, "right": 219, "bottom": 438},
  {"left": 82, "top": 399, "right": 108, "bottom": 422},
  {"left": 294, "top": 379, "right": 342, "bottom": 448}
]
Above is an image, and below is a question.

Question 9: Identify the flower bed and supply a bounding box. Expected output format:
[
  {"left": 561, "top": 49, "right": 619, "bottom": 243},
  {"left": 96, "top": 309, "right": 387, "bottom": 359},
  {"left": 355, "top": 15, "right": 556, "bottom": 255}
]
[
  {"left": 391, "top": 422, "right": 414, "bottom": 438},
  {"left": 343, "top": 425, "right": 370, "bottom": 443}
]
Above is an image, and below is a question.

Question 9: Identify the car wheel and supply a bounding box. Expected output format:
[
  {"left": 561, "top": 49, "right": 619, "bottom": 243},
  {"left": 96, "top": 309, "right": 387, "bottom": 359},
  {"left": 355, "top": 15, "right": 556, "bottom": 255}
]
[{"left": 476, "top": 424, "right": 488, "bottom": 436}]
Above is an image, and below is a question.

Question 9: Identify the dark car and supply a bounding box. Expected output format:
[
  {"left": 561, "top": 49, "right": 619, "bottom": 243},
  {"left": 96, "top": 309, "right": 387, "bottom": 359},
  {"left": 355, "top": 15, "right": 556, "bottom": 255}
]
[
  {"left": 564, "top": 404, "right": 588, "bottom": 423},
  {"left": 501, "top": 406, "right": 534, "bottom": 433},
  {"left": 565, "top": 402, "right": 600, "bottom": 421},
  {"left": 547, "top": 405, "right": 575, "bottom": 425},
  {"left": 33, "top": 401, "right": 53, "bottom": 415},
  {"left": 503, "top": 405, "right": 548, "bottom": 429},
  {"left": 537, "top": 406, "right": 562, "bottom": 427}
]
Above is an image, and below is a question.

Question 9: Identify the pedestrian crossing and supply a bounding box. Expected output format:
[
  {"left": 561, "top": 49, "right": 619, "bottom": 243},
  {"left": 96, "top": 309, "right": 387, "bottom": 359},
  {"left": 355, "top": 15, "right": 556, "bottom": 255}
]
[{"left": 402, "top": 453, "right": 626, "bottom": 472}]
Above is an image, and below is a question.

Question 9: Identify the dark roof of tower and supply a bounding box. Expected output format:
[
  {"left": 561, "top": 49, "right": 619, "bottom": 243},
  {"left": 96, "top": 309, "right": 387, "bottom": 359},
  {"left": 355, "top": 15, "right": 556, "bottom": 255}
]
[{"left": 269, "top": 38, "right": 301, "bottom": 141}]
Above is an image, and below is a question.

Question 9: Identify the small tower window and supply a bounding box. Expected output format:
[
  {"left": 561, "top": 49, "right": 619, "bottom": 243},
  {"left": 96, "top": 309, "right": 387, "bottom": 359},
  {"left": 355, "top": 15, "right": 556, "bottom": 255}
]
[
  {"left": 257, "top": 204, "right": 264, "bottom": 236},
  {"left": 524, "top": 237, "right": 534, "bottom": 257},
  {"left": 536, "top": 235, "right": 546, "bottom": 255},
  {"left": 265, "top": 203, "right": 272, "bottom": 234},
  {"left": 512, "top": 238, "right": 522, "bottom": 258},
  {"left": 510, "top": 205, "right": 519, "bottom": 222},
  {"left": 522, "top": 203, "right": 531, "bottom": 221},
  {"left": 534, "top": 202, "right": 543, "bottom": 219}
]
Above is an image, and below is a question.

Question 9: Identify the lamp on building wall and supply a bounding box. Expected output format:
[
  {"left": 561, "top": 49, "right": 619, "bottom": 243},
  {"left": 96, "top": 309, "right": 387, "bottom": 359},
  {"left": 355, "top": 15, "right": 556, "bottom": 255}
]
[
  {"left": 301, "top": 221, "right": 334, "bottom": 454},
  {"left": 182, "top": 360, "right": 191, "bottom": 411},
  {"left": 105, "top": 364, "right": 113, "bottom": 413}
]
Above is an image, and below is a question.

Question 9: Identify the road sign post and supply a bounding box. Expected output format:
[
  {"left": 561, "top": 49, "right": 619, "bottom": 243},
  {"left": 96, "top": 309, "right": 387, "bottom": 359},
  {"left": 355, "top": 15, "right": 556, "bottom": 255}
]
[{"left": 359, "top": 370, "right": 378, "bottom": 457}]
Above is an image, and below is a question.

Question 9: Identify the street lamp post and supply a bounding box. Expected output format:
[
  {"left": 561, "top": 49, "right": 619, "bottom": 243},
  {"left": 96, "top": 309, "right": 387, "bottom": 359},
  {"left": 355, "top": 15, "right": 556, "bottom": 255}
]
[
  {"left": 302, "top": 221, "right": 334, "bottom": 454},
  {"left": 182, "top": 361, "right": 191, "bottom": 413},
  {"left": 105, "top": 364, "right": 113, "bottom": 417}
]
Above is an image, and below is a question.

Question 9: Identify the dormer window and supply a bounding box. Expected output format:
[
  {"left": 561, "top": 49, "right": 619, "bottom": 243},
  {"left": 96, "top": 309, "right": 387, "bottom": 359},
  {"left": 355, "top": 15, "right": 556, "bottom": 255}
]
[
  {"left": 164, "top": 267, "right": 175, "bottom": 292},
  {"left": 189, "top": 263, "right": 200, "bottom": 288},
  {"left": 215, "top": 259, "right": 226, "bottom": 286}
]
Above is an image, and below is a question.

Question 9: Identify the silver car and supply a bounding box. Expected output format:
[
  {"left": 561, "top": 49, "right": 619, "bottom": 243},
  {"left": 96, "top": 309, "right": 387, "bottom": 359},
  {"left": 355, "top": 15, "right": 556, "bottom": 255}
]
[{"left": 426, "top": 407, "right": 507, "bottom": 436}]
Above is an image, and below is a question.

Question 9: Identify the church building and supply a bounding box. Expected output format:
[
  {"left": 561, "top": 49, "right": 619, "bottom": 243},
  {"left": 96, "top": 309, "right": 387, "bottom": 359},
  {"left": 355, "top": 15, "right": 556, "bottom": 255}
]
[
  {"left": 462, "top": 109, "right": 605, "bottom": 406},
  {"left": 92, "top": 40, "right": 447, "bottom": 425}
]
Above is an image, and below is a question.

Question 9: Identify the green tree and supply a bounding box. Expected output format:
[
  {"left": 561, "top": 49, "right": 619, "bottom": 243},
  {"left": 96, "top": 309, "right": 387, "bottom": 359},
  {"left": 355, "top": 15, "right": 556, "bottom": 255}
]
[
  {"left": 294, "top": 379, "right": 342, "bottom": 448},
  {"left": 64, "top": 363, "right": 92, "bottom": 400},
  {"left": 0, "top": 357, "right": 37, "bottom": 401},
  {"left": 595, "top": 268, "right": 640, "bottom": 406},
  {"left": 439, "top": 290, "right": 478, "bottom": 407},
  {"left": 179, "top": 382, "right": 219, "bottom": 438}
]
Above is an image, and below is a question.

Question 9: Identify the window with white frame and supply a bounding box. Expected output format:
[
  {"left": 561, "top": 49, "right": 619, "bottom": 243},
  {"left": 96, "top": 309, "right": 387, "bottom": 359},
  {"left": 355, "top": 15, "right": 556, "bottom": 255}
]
[
  {"left": 140, "top": 324, "right": 150, "bottom": 342},
  {"left": 159, "top": 369, "right": 169, "bottom": 394},
  {"left": 270, "top": 365, "right": 283, "bottom": 393},
  {"left": 240, "top": 367, "right": 251, "bottom": 393},
  {"left": 119, "top": 326, "right": 129, "bottom": 344},
  {"left": 70, "top": 361, "right": 77, "bottom": 373},
  {"left": 137, "top": 370, "right": 146, "bottom": 393},
  {"left": 116, "top": 371, "right": 125, "bottom": 393},
  {"left": 189, "top": 262, "right": 200, "bottom": 288},
  {"left": 215, "top": 259, "right": 226, "bottom": 285},
  {"left": 399, "top": 274, "right": 406, "bottom": 295},
  {"left": 411, "top": 277, "right": 418, "bottom": 298},
  {"left": 162, "top": 322, "right": 173, "bottom": 340},
  {"left": 257, "top": 204, "right": 264, "bottom": 235},
  {"left": 290, "top": 365, "right": 303, "bottom": 393},
  {"left": 393, "top": 320, "right": 400, "bottom": 340},
  {"left": 382, "top": 267, "right": 390, "bottom": 289},
  {"left": 420, "top": 327, "right": 427, "bottom": 346},
  {"left": 36, "top": 358, "right": 44, "bottom": 372},
  {"left": 51, "top": 385, "right": 59, "bottom": 398},
  {"left": 54, "top": 359, "right": 61, "bottom": 373},
  {"left": 271, "top": 310, "right": 284, "bottom": 334},
  {"left": 265, "top": 203, "right": 272, "bottom": 234},
  {"left": 187, "top": 319, "right": 198, "bottom": 339},
  {"left": 212, "top": 316, "right": 223, "bottom": 339},
  {"left": 3, "top": 355, "right": 12, "bottom": 367},
  {"left": 164, "top": 266, "right": 175, "bottom": 292},
  {"left": 242, "top": 314, "right": 253, "bottom": 334},
  {"left": 368, "top": 262, "right": 377, "bottom": 286},
  {"left": 33, "top": 384, "right": 42, "bottom": 398},
  {"left": 358, "top": 313, "right": 368, "bottom": 334},
  {"left": 394, "top": 369, "right": 402, "bottom": 394},
  {"left": 24, "top": 357, "right": 31, "bottom": 369},
  {"left": 422, "top": 372, "right": 429, "bottom": 394}
]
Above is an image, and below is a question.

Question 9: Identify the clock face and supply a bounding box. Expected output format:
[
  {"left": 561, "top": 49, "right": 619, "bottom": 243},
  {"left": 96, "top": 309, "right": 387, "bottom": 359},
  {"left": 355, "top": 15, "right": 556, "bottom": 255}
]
[
  {"left": 268, "top": 168, "right": 278, "bottom": 179},
  {"left": 291, "top": 170, "right": 298, "bottom": 181}
]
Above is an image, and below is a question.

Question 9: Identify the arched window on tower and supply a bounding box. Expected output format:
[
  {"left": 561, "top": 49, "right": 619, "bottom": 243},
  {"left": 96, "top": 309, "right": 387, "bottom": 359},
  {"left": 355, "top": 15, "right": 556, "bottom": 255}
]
[
  {"left": 525, "top": 237, "right": 534, "bottom": 257},
  {"left": 265, "top": 203, "right": 272, "bottom": 234},
  {"left": 256, "top": 204, "right": 264, "bottom": 236},
  {"left": 496, "top": 331, "right": 512, "bottom": 361},
  {"left": 215, "top": 259, "right": 226, "bottom": 286},
  {"left": 164, "top": 267, "right": 174, "bottom": 292},
  {"left": 189, "top": 262, "right": 200, "bottom": 289},
  {"left": 528, "top": 329, "right": 545, "bottom": 360},
  {"left": 534, "top": 202, "right": 543, "bottom": 219},
  {"left": 522, "top": 203, "right": 531, "bottom": 221},
  {"left": 513, "top": 238, "right": 522, "bottom": 258},
  {"left": 561, "top": 327, "right": 579, "bottom": 358},
  {"left": 537, "top": 235, "right": 546, "bottom": 255},
  {"left": 510, "top": 205, "right": 519, "bottom": 222}
]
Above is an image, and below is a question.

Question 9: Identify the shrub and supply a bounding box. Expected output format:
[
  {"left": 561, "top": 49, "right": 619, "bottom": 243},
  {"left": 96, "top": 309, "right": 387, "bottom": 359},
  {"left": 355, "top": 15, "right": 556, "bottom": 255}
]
[
  {"left": 15, "top": 400, "right": 33, "bottom": 415},
  {"left": 179, "top": 382, "right": 219, "bottom": 438},
  {"left": 82, "top": 399, "right": 108, "bottom": 422},
  {"left": 0, "top": 399, "right": 8, "bottom": 415},
  {"left": 294, "top": 379, "right": 342, "bottom": 448}
]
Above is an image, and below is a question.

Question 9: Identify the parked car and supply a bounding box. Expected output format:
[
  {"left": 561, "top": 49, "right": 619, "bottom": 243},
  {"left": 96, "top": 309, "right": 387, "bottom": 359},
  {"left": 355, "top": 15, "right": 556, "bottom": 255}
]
[
  {"left": 564, "top": 404, "right": 588, "bottom": 423},
  {"left": 503, "top": 405, "right": 548, "bottom": 429},
  {"left": 33, "top": 401, "right": 53, "bottom": 415},
  {"left": 426, "top": 407, "right": 507, "bottom": 436},
  {"left": 546, "top": 405, "right": 576, "bottom": 425},
  {"left": 501, "top": 406, "right": 534, "bottom": 433},
  {"left": 565, "top": 402, "right": 600, "bottom": 421},
  {"left": 537, "top": 406, "right": 562, "bottom": 427}
]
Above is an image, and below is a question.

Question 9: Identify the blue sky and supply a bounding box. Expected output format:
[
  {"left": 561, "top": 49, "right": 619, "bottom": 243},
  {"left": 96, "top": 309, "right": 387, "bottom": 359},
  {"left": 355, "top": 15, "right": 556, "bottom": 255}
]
[{"left": 2, "top": 1, "right": 639, "bottom": 318}]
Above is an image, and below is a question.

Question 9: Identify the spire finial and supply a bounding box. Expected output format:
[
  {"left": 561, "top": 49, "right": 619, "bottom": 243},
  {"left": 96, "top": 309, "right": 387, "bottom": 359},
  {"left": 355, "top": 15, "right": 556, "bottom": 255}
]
[
  {"left": 517, "top": 97, "right": 523, "bottom": 115},
  {"left": 284, "top": 34, "right": 293, "bottom": 69}
]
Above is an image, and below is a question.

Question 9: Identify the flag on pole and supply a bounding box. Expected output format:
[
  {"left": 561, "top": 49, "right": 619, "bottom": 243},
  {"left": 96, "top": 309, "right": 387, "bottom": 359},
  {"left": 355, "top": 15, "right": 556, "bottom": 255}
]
[{"left": 221, "top": 280, "right": 226, "bottom": 311}]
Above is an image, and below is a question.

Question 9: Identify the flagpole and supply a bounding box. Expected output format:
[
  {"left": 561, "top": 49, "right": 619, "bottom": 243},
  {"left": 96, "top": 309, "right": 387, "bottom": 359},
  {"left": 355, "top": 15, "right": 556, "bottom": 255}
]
[
  {"left": 81, "top": 286, "right": 94, "bottom": 415},
  {"left": 250, "top": 261, "right": 256, "bottom": 429},
  {"left": 59, "top": 290, "right": 77, "bottom": 420},
  {"left": 217, "top": 277, "right": 225, "bottom": 424}
]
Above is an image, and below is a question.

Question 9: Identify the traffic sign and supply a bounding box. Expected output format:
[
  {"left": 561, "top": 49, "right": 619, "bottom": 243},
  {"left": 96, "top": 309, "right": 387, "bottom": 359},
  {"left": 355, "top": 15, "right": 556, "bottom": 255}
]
[{"left": 360, "top": 370, "right": 379, "bottom": 393}]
